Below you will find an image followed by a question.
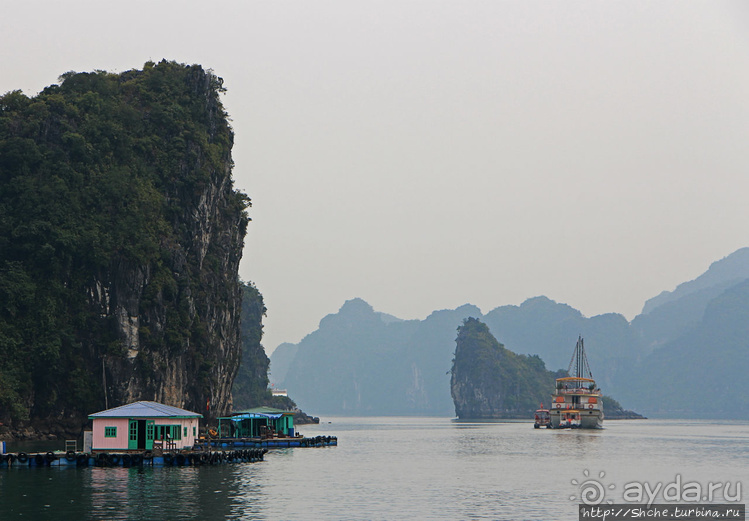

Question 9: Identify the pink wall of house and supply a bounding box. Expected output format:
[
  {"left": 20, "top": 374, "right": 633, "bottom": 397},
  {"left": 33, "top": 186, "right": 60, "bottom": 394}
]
[
  {"left": 153, "top": 418, "right": 200, "bottom": 449},
  {"left": 92, "top": 417, "right": 201, "bottom": 451},
  {"left": 92, "top": 418, "right": 130, "bottom": 450}
]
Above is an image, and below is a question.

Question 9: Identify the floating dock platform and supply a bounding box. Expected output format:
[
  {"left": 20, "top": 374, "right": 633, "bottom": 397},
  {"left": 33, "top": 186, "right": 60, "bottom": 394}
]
[
  {"left": 0, "top": 435, "right": 337, "bottom": 468},
  {"left": 208, "top": 435, "right": 338, "bottom": 449},
  {"left": 0, "top": 448, "right": 266, "bottom": 468}
]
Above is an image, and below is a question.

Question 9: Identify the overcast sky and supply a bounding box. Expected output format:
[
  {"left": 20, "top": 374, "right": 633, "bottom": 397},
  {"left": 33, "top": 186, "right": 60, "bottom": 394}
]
[{"left": 3, "top": 1, "right": 749, "bottom": 353}]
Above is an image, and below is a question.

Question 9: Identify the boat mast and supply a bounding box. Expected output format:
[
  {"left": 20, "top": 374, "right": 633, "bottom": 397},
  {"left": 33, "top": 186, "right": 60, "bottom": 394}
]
[{"left": 567, "top": 335, "right": 593, "bottom": 382}]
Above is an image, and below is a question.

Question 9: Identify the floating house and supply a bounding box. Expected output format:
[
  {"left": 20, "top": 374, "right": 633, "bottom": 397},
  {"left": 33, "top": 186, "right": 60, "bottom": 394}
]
[
  {"left": 88, "top": 401, "right": 202, "bottom": 451},
  {"left": 217, "top": 407, "right": 296, "bottom": 438}
]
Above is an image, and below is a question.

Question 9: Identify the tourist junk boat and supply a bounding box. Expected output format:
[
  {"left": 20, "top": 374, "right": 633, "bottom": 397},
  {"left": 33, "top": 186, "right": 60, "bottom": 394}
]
[{"left": 550, "top": 336, "right": 603, "bottom": 429}]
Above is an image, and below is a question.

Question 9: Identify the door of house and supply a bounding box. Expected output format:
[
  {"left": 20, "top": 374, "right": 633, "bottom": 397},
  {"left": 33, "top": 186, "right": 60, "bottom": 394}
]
[
  {"left": 128, "top": 420, "right": 138, "bottom": 450},
  {"left": 145, "top": 420, "right": 155, "bottom": 450}
]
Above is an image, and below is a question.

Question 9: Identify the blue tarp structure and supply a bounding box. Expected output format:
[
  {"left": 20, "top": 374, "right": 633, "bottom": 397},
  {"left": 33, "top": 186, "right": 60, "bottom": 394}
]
[
  {"left": 229, "top": 412, "right": 283, "bottom": 421},
  {"left": 217, "top": 407, "right": 294, "bottom": 437}
]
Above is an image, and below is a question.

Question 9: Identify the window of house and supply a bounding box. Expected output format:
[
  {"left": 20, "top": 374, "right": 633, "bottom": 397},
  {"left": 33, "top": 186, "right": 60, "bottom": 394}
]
[
  {"left": 156, "top": 424, "right": 182, "bottom": 440},
  {"left": 104, "top": 426, "right": 117, "bottom": 438}
]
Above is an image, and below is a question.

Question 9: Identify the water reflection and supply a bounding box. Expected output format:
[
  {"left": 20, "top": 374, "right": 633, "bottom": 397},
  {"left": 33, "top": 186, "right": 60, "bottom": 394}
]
[
  {"left": 2, "top": 419, "right": 747, "bottom": 521},
  {"left": 81, "top": 464, "right": 253, "bottom": 520},
  {"left": 550, "top": 428, "right": 603, "bottom": 457}
]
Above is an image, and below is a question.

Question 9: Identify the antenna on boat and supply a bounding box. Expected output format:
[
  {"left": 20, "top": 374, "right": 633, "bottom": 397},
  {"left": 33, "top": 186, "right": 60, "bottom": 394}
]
[{"left": 566, "top": 335, "right": 593, "bottom": 380}]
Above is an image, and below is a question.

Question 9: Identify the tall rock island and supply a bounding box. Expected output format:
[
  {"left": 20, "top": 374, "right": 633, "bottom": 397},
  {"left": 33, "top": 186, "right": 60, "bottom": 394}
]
[
  {"left": 450, "top": 317, "right": 561, "bottom": 419},
  {"left": 0, "top": 61, "right": 249, "bottom": 436}
]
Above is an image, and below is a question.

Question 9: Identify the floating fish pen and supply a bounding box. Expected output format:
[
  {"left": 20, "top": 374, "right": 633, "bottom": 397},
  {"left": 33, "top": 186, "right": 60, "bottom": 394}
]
[
  {"left": 214, "top": 407, "right": 338, "bottom": 449},
  {"left": 207, "top": 435, "right": 338, "bottom": 449},
  {"left": 0, "top": 448, "right": 267, "bottom": 468}
]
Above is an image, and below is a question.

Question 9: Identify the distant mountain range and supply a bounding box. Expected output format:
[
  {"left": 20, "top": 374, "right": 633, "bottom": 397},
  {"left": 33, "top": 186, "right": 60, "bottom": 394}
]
[{"left": 270, "top": 247, "right": 749, "bottom": 419}]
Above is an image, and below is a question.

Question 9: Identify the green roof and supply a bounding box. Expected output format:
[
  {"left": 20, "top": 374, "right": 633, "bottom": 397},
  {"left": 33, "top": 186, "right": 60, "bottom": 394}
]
[{"left": 232, "top": 406, "right": 293, "bottom": 416}]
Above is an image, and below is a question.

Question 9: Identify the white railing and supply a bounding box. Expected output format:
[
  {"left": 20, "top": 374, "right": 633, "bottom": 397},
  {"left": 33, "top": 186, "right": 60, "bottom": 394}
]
[{"left": 556, "top": 388, "right": 600, "bottom": 395}]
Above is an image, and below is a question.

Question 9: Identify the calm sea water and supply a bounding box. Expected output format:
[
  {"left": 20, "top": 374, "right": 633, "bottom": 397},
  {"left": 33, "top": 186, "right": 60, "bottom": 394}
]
[{"left": 1, "top": 417, "right": 747, "bottom": 520}]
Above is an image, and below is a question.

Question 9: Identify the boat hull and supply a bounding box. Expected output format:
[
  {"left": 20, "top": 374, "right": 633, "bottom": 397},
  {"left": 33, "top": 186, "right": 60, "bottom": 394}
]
[{"left": 550, "top": 409, "right": 603, "bottom": 429}]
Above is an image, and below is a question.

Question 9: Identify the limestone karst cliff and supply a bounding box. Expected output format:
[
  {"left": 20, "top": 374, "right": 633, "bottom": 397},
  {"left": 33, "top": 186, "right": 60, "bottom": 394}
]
[
  {"left": 450, "top": 318, "right": 561, "bottom": 419},
  {"left": 0, "top": 61, "right": 249, "bottom": 436}
]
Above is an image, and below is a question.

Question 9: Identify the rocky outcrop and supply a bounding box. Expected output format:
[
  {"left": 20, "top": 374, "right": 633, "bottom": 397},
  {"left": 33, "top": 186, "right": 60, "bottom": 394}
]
[
  {"left": 602, "top": 395, "right": 646, "bottom": 419},
  {"left": 293, "top": 410, "right": 320, "bottom": 425},
  {"left": 450, "top": 318, "right": 560, "bottom": 419},
  {"left": 232, "top": 282, "right": 272, "bottom": 410},
  {"left": 92, "top": 64, "right": 247, "bottom": 420},
  {"left": 0, "top": 61, "right": 250, "bottom": 436},
  {"left": 606, "top": 410, "right": 646, "bottom": 420}
]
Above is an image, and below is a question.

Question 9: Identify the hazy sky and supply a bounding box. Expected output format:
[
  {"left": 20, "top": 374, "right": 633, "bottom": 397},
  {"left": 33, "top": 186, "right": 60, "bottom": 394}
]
[{"left": 3, "top": 1, "right": 749, "bottom": 353}]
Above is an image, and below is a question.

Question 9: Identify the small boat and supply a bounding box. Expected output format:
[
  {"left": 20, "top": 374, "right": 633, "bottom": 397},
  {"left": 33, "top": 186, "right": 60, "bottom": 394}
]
[
  {"left": 533, "top": 405, "right": 551, "bottom": 428},
  {"left": 550, "top": 336, "right": 604, "bottom": 429},
  {"left": 555, "top": 410, "right": 582, "bottom": 429}
]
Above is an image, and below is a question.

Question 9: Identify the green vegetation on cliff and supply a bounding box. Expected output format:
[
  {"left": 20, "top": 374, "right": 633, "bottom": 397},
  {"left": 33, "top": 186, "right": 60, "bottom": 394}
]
[
  {"left": 450, "top": 317, "right": 564, "bottom": 419},
  {"left": 0, "top": 61, "right": 250, "bottom": 434},
  {"left": 232, "top": 282, "right": 269, "bottom": 409},
  {"left": 230, "top": 281, "right": 300, "bottom": 413},
  {"left": 601, "top": 395, "right": 644, "bottom": 419}
]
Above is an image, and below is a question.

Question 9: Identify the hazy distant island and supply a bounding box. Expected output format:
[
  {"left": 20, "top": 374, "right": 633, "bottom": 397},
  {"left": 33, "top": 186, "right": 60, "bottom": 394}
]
[
  {"left": 272, "top": 247, "right": 749, "bottom": 420},
  {"left": 450, "top": 317, "right": 644, "bottom": 420}
]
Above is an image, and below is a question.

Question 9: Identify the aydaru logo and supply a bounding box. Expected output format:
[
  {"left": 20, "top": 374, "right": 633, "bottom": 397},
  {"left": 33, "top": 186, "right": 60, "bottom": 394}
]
[{"left": 570, "top": 470, "right": 616, "bottom": 505}]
